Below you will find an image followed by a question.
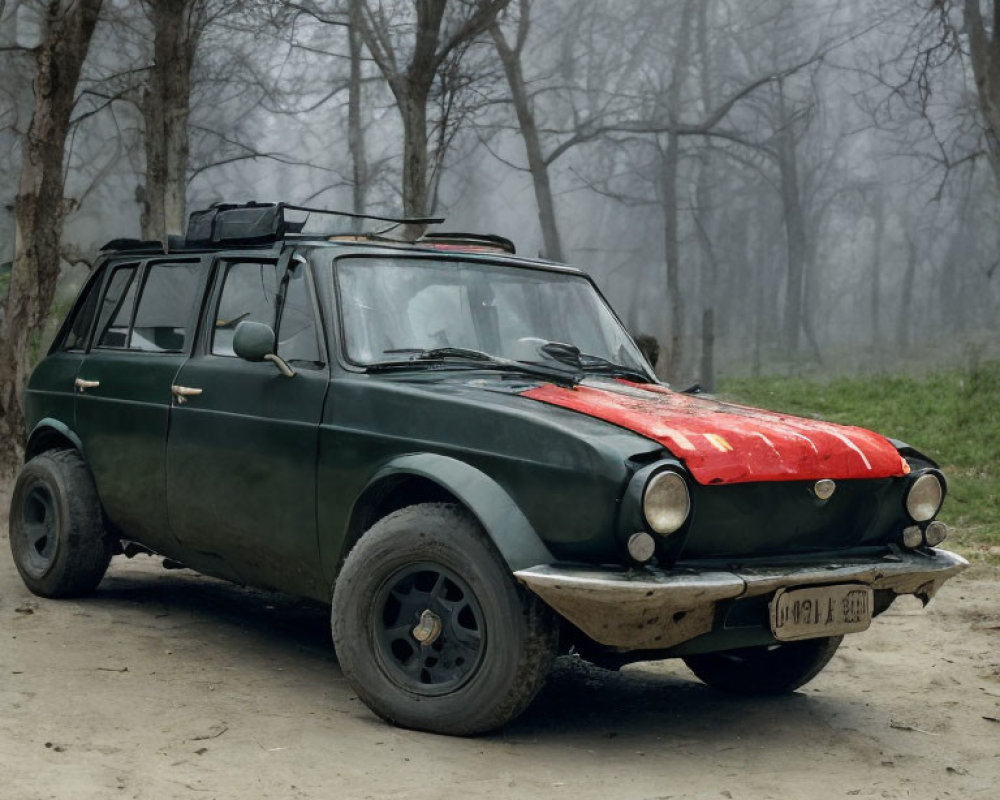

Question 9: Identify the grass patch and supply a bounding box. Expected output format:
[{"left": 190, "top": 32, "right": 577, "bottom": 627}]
[{"left": 719, "top": 363, "right": 1000, "bottom": 564}]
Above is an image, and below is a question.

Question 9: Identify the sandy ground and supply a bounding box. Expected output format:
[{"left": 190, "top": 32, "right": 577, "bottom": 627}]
[{"left": 1, "top": 490, "right": 999, "bottom": 800}]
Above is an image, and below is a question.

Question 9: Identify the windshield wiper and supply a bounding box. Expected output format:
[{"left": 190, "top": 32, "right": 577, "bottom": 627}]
[
  {"left": 577, "top": 353, "right": 653, "bottom": 383},
  {"left": 368, "top": 347, "right": 580, "bottom": 385},
  {"left": 533, "top": 340, "right": 652, "bottom": 383},
  {"left": 383, "top": 346, "right": 495, "bottom": 361}
]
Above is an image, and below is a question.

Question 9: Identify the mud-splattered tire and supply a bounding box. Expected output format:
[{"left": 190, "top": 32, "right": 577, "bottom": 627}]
[
  {"left": 9, "top": 449, "right": 113, "bottom": 598},
  {"left": 683, "top": 636, "right": 843, "bottom": 695},
  {"left": 331, "top": 503, "right": 557, "bottom": 736}
]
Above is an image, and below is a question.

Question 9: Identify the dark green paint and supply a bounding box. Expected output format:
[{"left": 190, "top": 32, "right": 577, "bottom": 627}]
[{"left": 24, "top": 241, "right": 927, "bottom": 611}]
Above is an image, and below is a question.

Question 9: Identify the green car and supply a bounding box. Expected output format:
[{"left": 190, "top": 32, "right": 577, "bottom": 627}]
[{"left": 9, "top": 202, "right": 967, "bottom": 736}]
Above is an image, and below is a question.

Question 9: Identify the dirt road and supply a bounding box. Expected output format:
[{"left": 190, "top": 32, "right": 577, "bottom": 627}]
[{"left": 2, "top": 509, "right": 998, "bottom": 799}]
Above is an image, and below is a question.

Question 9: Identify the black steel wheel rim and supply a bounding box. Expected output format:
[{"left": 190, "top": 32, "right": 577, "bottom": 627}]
[
  {"left": 372, "top": 562, "right": 487, "bottom": 696},
  {"left": 20, "top": 481, "right": 59, "bottom": 578}
]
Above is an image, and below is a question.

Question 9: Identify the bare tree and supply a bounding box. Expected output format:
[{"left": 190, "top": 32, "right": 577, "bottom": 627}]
[
  {"left": 489, "top": 0, "right": 563, "bottom": 259},
  {"left": 351, "top": 0, "right": 511, "bottom": 223},
  {"left": 0, "top": 0, "right": 104, "bottom": 471}
]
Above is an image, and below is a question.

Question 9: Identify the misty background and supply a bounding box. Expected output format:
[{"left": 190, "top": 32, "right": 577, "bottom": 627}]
[{"left": 2, "top": 0, "right": 999, "bottom": 389}]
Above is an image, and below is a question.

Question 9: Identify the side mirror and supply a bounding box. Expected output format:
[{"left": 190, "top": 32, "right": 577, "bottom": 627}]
[
  {"left": 233, "top": 320, "right": 274, "bottom": 362},
  {"left": 233, "top": 321, "right": 296, "bottom": 377}
]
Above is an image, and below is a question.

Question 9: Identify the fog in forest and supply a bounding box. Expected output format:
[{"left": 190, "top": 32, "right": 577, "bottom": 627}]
[{"left": 2, "top": 0, "right": 999, "bottom": 388}]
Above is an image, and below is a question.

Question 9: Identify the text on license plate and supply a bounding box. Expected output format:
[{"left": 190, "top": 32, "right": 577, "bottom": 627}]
[{"left": 769, "top": 584, "right": 873, "bottom": 642}]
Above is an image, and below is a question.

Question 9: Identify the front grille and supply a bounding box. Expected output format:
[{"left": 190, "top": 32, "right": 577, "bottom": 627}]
[{"left": 679, "top": 478, "right": 905, "bottom": 560}]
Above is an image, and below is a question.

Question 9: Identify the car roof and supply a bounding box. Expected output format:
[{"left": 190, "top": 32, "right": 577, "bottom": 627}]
[
  {"left": 99, "top": 236, "right": 586, "bottom": 277},
  {"left": 97, "top": 202, "right": 587, "bottom": 277}
]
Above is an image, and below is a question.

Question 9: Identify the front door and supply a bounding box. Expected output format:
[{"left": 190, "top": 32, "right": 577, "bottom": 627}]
[
  {"left": 165, "top": 254, "right": 329, "bottom": 598},
  {"left": 74, "top": 258, "right": 208, "bottom": 555}
]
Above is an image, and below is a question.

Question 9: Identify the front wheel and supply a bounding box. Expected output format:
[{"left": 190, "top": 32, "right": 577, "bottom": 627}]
[
  {"left": 331, "top": 503, "right": 557, "bottom": 736},
  {"left": 683, "top": 635, "right": 843, "bottom": 695}
]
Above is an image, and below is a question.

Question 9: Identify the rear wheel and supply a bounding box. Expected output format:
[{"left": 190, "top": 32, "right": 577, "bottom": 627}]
[
  {"left": 331, "top": 503, "right": 557, "bottom": 735},
  {"left": 683, "top": 636, "right": 843, "bottom": 695},
  {"left": 9, "top": 449, "right": 113, "bottom": 598}
]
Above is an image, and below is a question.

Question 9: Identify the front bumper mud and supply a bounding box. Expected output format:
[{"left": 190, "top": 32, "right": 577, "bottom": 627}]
[{"left": 514, "top": 548, "right": 968, "bottom": 651}]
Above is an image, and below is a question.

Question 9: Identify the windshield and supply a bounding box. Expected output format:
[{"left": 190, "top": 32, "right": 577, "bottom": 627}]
[{"left": 334, "top": 256, "right": 650, "bottom": 375}]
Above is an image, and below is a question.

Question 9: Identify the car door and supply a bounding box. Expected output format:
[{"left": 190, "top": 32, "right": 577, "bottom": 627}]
[
  {"left": 74, "top": 257, "right": 209, "bottom": 556},
  {"left": 164, "top": 252, "right": 330, "bottom": 598}
]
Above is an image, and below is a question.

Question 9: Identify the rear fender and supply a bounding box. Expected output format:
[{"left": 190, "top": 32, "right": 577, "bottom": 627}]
[{"left": 25, "top": 418, "right": 85, "bottom": 461}]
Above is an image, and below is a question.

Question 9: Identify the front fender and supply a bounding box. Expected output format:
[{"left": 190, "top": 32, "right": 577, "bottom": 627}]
[{"left": 360, "top": 453, "right": 555, "bottom": 571}]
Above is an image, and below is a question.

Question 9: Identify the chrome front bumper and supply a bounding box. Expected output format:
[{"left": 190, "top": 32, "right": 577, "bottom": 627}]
[{"left": 514, "top": 548, "right": 969, "bottom": 651}]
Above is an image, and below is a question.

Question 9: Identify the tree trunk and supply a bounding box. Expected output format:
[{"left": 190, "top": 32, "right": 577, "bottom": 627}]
[
  {"left": 965, "top": 0, "right": 1000, "bottom": 187},
  {"left": 896, "top": 235, "right": 917, "bottom": 350},
  {"left": 0, "top": 0, "right": 103, "bottom": 473},
  {"left": 660, "top": 0, "right": 694, "bottom": 383},
  {"left": 347, "top": 4, "right": 369, "bottom": 223},
  {"left": 870, "top": 194, "right": 885, "bottom": 357},
  {"left": 661, "top": 131, "right": 683, "bottom": 382},
  {"left": 776, "top": 82, "right": 806, "bottom": 355},
  {"left": 490, "top": 6, "right": 564, "bottom": 261},
  {"left": 695, "top": 0, "right": 715, "bottom": 391},
  {"left": 140, "top": 0, "right": 198, "bottom": 241},
  {"left": 398, "top": 85, "right": 431, "bottom": 229}
]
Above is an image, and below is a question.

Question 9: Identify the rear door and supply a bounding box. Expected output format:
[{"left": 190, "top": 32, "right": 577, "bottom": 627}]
[
  {"left": 74, "top": 258, "right": 209, "bottom": 555},
  {"left": 164, "top": 253, "right": 329, "bottom": 598}
]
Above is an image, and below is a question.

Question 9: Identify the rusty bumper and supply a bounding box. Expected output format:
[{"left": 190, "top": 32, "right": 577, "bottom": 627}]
[{"left": 514, "top": 548, "right": 968, "bottom": 651}]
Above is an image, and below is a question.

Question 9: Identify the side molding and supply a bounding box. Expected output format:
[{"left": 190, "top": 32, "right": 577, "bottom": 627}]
[{"left": 364, "top": 453, "right": 555, "bottom": 571}]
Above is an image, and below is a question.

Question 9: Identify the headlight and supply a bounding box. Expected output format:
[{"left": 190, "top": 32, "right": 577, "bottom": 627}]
[
  {"left": 905, "top": 472, "right": 944, "bottom": 522},
  {"left": 643, "top": 470, "right": 690, "bottom": 534}
]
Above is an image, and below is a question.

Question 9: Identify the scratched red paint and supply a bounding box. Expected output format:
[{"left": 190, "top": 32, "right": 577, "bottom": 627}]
[{"left": 521, "top": 380, "right": 908, "bottom": 485}]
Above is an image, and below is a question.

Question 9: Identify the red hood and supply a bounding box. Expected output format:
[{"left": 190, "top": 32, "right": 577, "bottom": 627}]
[{"left": 521, "top": 380, "right": 908, "bottom": 485}]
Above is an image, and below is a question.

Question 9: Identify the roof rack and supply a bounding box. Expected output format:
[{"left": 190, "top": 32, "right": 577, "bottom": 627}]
[
  {"left": 99, "top": 202, "right": 515, "bottom": 255},
  {"left": 184, "top": 202, "right": 445, "bottom": 248}
]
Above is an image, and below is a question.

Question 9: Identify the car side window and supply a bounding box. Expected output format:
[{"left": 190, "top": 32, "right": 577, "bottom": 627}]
[
  {"left": 95, "top": 265, "right": 139, "bottom": 349},
  {"left": 212, "top": 260, "right": 323, "bottom": 366},
  {"left": 95, "top": 261, "right": 201, "bottom": 352},
  {"left": 212, "top": 261, "right": 280, "bottom": 356},
  {"left": 62, "top": 272, "right": 103, "bottom": 351},
  {"left": 129, "top": 262, "right": 201, "bottom": 352},
  {"left": 277, "top": 264, "right": 323, "bottom": 365}
]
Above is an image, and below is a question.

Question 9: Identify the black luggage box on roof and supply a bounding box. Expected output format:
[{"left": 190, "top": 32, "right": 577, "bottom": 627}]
[{"left": 185, "top": 202, "right": 285, "bottom": 246}]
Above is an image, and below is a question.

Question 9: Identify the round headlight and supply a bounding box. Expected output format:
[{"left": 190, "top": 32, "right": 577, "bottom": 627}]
[
  {"left": 905, "top": 472, "right": 944, "bottom": 522},
  {"left": 643, "top": 470, "right": 690, "bottom": 534}
]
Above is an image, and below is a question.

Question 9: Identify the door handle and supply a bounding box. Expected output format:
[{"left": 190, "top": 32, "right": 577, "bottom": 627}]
[
  {"left": 74, "top": 378, "right": 100, "bottom": 392},
  {"left": 171, "top": 385, "right": 203, "bottom": 404}
]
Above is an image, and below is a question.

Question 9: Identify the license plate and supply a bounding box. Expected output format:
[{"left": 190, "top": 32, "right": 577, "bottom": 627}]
[{"left": 769, "top": 584, "right": 873, "bottom": 642}]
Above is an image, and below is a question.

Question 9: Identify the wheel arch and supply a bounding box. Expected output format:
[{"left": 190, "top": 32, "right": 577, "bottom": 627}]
[
  {"left": 25, "top": 419, "right": 84, "bottom": 462},
  {"left": 341, "top": 453, "right": 554, "bottom": 572}
]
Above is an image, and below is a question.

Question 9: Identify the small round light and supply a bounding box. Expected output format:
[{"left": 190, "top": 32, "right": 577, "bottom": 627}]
[
  {"left": 627, "top": 532, "right": 656, "bottom": 563},
  {"left": 901, "top": 525, "right": 923, "bottom": 549},
  {"left": 643, "top": 471, "right": 690, "bottom": 534},
  {"left": 905, "top": 473, "right": 944, "bottom": 522},
  {"left": 814, "top": 479, "right": 836, "bottom": 500},
  {"left": 925, "top": 521, "right": 948, "bottom": 547}
]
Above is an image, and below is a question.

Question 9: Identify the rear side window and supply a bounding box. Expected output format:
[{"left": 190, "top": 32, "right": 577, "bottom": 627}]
[
  {"left": 94, "top": 261, "right": 201, "bottom": 353},
  {"left": 61, "top": 273, "right": 103, "bottom": 351},
  {"left": 95, "top": 266, "right": 139, "bottom": 349},
  {"left": 131, "top": 262, "right": 201, "bottom": 352}
]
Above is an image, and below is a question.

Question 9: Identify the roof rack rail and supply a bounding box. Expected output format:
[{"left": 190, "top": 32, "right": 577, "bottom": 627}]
[
  {"left": 99, "top": 202, "right": 515, "bottom": 255},
  {"left": 184, "top": 201, "right": 445, "bottom": 248}
]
